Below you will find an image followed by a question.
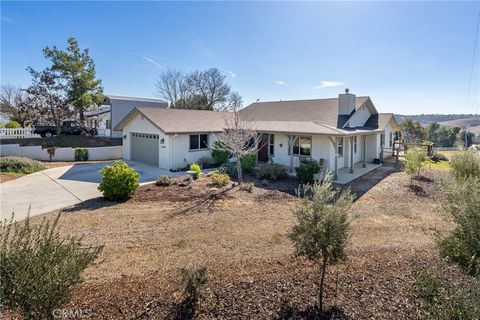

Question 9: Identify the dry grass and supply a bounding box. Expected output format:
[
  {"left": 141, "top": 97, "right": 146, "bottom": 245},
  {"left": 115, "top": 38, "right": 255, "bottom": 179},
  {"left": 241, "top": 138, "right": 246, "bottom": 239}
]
[{"left": 0, "top": 172, "right": 25, "bottom": 183}]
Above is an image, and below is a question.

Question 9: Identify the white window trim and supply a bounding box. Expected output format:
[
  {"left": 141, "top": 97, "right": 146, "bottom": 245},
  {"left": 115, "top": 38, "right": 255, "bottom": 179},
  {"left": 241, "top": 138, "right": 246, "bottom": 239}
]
[
  {"left": 290, "top": 135, "right": 312, "bottom": 157},
  {"left": 268, "top": 134, "right": 275, "bottom": 156},
  {"left": 337, "top": 137, "right": 344, "bottom": 158},
  {"left": 189, "top": 133, "right": 210, "bottom": 152}
]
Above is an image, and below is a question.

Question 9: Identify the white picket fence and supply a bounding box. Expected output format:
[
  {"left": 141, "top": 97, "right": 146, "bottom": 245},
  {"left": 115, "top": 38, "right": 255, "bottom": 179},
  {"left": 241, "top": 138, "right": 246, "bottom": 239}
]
[{"left": 0, "top": 128, "right": 40, "bottom": 139}]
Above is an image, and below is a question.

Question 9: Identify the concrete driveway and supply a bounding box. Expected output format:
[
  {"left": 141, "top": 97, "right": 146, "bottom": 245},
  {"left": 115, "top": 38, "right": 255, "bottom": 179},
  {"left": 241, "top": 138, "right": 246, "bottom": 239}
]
[{"left": 0, "top": 161, "right": 184, "bottom": 221}]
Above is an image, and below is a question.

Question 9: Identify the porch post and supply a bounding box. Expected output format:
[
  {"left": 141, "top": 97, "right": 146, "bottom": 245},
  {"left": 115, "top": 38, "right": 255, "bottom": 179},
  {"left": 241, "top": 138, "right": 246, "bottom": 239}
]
[
  {"left": 328, "top": 136, "right": 338, "bottom": 180},
  {"left": 348, "top": 137, "right": 353, "bottom": 173},
  {"left": 363, "top": 135, "right": 367, "bottom": 168},
  {"left": 288, "top": 135, "right": 294, "bottom": 173}
]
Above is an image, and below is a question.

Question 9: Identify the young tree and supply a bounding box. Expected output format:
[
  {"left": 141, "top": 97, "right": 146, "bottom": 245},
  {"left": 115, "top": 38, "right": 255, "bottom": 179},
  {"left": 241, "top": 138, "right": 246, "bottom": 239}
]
[
  {"left": 213, "top": 92, "right": 259, "bottom": 183},
  {"left": 404, "top": 148, "right": 427, "bottom": 186},
  {"left": 43, "top": 37, "right": 104, "bottom": 125},
  {"left": 289, "top": 174, "right": 355, "bottom": 311},
  {"left": 0, "top": 85, "right": 36, "bottom": 127}
]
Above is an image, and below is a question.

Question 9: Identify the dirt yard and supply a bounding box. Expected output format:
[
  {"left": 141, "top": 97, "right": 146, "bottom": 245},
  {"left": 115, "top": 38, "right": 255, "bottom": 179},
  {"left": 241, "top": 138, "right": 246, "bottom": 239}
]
[{"left": 21, "top": 167, "right": 455, "bottom": 319}]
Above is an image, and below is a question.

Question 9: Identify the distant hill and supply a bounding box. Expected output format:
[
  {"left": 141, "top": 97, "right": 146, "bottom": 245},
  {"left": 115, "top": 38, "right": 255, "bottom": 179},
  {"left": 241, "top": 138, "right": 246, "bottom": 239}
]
[
  {"left": 438, "top": 117, "right": 480, "bottom": 129},
  {"left": 394, "top": 114, "right": 479, "bottom": 126}
]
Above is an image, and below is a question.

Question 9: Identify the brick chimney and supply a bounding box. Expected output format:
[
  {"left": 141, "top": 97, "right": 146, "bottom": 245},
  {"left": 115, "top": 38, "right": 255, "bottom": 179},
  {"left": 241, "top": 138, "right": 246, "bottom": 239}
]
[{"left": 338, "top": 88, "right": 356, "bottom": 115}]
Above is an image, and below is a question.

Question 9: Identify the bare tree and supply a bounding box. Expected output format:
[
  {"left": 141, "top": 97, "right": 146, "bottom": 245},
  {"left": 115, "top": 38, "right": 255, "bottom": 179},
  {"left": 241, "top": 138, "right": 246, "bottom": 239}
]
[
  {"left": 187, "top": 68, "right": 231, "bottom": 110},
  {"left": 155, "top": 69, "right": 190, "bottom": 108},
  {"left": 155, "top": 68, "right": 231, "bottom": 110},
  {"left": 213, "top": 92, "right": 259, "bottom": 183},
  {"left": 0, "top": 85, "right": 36, "bottom": 127}
]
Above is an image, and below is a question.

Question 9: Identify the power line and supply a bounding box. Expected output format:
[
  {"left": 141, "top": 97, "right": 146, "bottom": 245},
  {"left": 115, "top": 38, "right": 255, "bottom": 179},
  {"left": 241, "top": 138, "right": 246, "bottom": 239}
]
[{"left": 465, "top": 8, "right": 480, "bottom": 116}]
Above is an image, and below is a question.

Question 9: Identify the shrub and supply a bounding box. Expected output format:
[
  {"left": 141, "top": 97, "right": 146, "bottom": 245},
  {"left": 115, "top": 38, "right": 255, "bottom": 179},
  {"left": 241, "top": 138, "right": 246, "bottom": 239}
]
[
  {"left": 288, "top": 174, "right": 355, "bottom": 311},
  {"left": 98, "top": 161, "right": 139, "bottom": 201},
  {"left": 218, "top": 163, "right": 237, "bottom": 178},
  {"left": 190, "top": 163, "right": 201, "bottom": 180},
  {"left": 413, "top": 262, "right": 480, "bottom": 319},
  {"left": 240, "top": 153, "right": 256, "bottom": 173},
  {"left": 295, "top": 160, "right": 320, "bottom": 184},
  {"left": 449, "top": 151, "right": 480, "bottom": 182},
  {"left": 239, "top": 182, "right": 254, "bottom": 192},
  {"left": 256, "top": 163, "right": 288, "bottom": 181},
  {"left": 0, "top": 156, "right": 47, "bottom": 174},
  {"left": 74, "top": 147, "right": 89, "bottom": 161},
  {"left": 197, "top": 156, "right": 216, "bottom": 169},
  {"left": 436, "top": 177, "right": 480, "bottom": 277},
  {"left": 211, "top": 141, "right": 231, "bottom": 165},
  {"left": 0, "top": 213, "right": 103, "bottom": 319},
  {"left": 211, "top": 172, "right": 230, "bottom": 187},
  {"left": 5, "top": 121, "right": 20, "bottom": 128},
  {"left": 156, "top": 175, "right": 176, "bottom": 187}
]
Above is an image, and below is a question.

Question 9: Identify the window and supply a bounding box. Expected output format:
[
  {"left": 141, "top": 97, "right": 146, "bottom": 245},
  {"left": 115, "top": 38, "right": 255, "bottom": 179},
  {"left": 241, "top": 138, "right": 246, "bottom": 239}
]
[
  {"left": 106, "top": 119, "right": 111, "bottom": 130},
  {"left": 389, "top": 132, "right": 393, "bottom": 147},
  {"left": 291, "top": 136, "right": 312, "bottom": 156},
  {"left": 380, "top": 133, "right": 385, "bottom": 147},
  {"left": 353, "top": 136, "right": 357, "bottom": 153},
  {"left": 189, "top": 134, "right": 209, "bottom": 150},
  {"left": 269, "top": 134, "right": 274, "bottom": 156},
  {"left": 337, "top": 138, "right": 344, "bottom": 157}
]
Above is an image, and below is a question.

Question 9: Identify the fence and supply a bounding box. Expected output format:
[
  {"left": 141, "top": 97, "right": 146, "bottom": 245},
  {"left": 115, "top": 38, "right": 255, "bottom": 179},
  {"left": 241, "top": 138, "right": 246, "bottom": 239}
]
[{"left": 0, "top": 128, "right": 40, "bottom": 139}]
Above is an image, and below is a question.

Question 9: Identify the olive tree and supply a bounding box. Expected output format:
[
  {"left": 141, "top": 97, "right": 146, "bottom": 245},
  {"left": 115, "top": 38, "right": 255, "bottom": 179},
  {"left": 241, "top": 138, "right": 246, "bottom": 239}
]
[
  {"left": 404, "top": 148, "right": 427, "bottom": 186},
  {"left": 288, "top": 174, "right": 355, "bottom": 311}
]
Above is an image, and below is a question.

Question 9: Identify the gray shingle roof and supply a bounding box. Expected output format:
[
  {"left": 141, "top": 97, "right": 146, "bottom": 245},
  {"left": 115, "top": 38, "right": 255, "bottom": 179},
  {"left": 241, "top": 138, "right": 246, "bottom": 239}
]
[
  {"left": 115, "top": 107, "right": 233, "bottom": 134},
  {"left": 240, "top": 97, "right": 369, "bottom": 128}
]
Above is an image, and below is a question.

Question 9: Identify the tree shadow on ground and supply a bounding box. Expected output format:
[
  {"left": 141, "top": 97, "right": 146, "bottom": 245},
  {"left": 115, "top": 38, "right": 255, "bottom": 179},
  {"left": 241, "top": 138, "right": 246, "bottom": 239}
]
[
  {"left": 409, "top": 184, "right": 427, "bottom": 197},
  {"left": 165, "top": 295, "right": 197, "bottom": 320},
  {"left": 61, "top": 197, "right": 117, "bottom": 213},
  {"left": 413, "top": 175, "right": 433, "bottom": 183},
  {"left": 277, "top": 304, "right": 350, "bottom": 320}
]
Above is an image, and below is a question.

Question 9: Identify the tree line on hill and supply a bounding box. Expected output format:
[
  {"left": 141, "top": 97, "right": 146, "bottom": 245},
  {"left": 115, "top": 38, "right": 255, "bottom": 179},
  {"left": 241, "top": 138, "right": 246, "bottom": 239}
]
[
  {"left": 399, "top": 118, "right": 477, "bottom": 147},
  {"left": 395, "top": 114, "right": 480, "bottom": 126}
]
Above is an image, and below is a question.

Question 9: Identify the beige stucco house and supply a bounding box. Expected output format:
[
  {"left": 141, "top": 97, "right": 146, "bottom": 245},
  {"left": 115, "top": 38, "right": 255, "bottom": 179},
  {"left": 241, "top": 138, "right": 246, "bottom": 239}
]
[{"left": 115, "top": 90, "right": 399, "bottom": 181}]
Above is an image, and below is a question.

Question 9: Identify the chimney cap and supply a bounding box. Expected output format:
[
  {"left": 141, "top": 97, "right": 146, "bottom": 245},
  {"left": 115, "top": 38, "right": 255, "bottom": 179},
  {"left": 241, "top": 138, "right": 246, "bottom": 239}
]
[{"left": 345, "top": 88, "right": 350, "bottom": 93}]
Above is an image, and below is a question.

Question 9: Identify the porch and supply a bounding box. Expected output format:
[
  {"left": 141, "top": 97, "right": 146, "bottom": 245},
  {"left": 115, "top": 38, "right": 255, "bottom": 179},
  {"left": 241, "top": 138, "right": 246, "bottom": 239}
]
[{"left": 332, "top": 162, "right": 381, "bottom": 184}]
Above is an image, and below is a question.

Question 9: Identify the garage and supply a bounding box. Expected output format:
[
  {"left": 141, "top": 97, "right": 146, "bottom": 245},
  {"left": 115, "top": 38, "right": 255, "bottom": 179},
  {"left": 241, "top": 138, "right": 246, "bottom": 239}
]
[{"left": 130, "top": 132, "right": 159, "bottom": 166}]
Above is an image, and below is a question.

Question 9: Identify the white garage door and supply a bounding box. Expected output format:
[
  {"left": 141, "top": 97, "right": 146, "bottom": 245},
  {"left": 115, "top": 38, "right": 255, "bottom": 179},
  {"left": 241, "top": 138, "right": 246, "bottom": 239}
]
[{"left": 131, "top": 132, "right": 159, "bottom": 167}]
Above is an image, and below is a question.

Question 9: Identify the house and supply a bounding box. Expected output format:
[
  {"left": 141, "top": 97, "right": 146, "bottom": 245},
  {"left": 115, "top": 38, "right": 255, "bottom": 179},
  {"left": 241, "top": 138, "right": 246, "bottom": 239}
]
[
  {"left": 86, "top": 95, "right": 168, "bottom": 138},
  {"left": 115, "top": 90, "right": 399, "bottom": 182}
]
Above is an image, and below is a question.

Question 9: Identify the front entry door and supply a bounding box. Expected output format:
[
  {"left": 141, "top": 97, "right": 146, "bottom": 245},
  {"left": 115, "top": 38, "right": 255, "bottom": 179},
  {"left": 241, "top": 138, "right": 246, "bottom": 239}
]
[{"left": 258, "top": 133, "right": 269, "bottom": 162}]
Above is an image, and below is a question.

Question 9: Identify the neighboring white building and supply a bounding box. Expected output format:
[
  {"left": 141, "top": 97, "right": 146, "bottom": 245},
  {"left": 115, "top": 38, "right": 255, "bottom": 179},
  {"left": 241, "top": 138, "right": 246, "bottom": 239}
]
[
  {"left": 86, "top": 95, "right": 168, "bottom": 138},
  {"left": 115, "top": 90, "right": 399, "bottom": 180}
]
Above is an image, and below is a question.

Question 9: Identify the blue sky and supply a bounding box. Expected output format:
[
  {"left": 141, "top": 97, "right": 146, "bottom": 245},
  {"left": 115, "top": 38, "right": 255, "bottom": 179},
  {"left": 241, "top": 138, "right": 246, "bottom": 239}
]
[{"left": 1, "top": 1, "right": 479, "bottom": 115}]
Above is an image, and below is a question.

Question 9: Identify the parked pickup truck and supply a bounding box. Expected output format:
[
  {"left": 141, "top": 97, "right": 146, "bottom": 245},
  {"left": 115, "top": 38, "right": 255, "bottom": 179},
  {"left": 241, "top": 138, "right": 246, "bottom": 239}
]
[{"left": 34, "top": 121, "right": 98, "bottom": 138}]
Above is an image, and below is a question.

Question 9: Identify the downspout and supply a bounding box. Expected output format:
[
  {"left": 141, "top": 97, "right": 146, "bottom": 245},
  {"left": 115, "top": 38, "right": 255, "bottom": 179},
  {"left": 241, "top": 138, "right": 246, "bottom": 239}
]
[{"left": 327, "top": 136, "right": 338, "bottom": 181}]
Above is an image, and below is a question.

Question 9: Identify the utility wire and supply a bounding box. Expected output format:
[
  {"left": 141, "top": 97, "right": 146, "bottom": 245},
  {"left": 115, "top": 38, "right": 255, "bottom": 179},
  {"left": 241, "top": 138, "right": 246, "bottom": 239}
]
[{"left": 465, "top": 8, "right": 480, "bottom": 116}]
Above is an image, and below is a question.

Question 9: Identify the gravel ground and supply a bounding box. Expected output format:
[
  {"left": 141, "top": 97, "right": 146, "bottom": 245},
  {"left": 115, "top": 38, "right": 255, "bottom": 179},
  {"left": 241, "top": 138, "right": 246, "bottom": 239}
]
[{"left": 6, "top": 167, "right": 457, "bottom": 319}]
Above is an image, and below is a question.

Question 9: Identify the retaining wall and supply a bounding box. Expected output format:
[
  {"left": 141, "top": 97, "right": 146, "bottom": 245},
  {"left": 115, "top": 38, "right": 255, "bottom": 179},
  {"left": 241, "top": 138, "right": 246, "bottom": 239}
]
[{"left": 0, "top": 144, "right": 123, "bottom": 161}]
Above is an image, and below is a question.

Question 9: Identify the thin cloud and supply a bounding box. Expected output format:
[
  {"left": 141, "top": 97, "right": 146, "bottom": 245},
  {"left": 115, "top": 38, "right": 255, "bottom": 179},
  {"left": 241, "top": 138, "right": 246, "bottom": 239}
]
[
  {"left": 227, "top": 70, "right": 236, "bottom": 78},
  {"left": 191, "top": 39, "right": 214, "bottom": 59},
  {"left": 1, "top": 14, "right": 16, "bottom": 24},
  {"left": 314, "top": 81, "right": 345, "bottom": 89},
  {"left": 276, "top": 80, "right": 285, "bottom": 85},
  {"left": 140, "top": 55, "right": 165, "bottom": 70}
]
